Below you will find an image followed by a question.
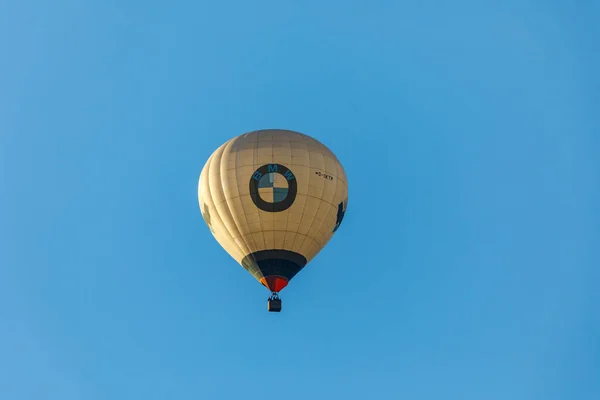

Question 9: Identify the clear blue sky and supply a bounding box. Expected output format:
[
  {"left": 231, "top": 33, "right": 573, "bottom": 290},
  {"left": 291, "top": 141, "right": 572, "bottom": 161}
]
[{"left": 1, "top": 1, "right": 598, "bottom": 399}]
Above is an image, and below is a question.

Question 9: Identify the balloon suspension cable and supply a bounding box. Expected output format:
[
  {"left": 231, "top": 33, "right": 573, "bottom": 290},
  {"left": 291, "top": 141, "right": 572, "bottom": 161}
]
[{"left": 269, "top": 292, "right": 280, "bottom": 300}]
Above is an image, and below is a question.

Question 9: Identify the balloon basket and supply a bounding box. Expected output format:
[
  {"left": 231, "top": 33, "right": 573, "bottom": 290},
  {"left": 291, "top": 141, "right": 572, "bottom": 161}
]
[{"left": 268, "top": 293, "right": 282, "bottom": 312}]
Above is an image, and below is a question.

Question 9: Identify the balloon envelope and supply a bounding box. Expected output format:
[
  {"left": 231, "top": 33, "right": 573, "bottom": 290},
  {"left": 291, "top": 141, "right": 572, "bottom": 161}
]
[{"left": 198, "top": 129, "right": 348, "bottom": 292}]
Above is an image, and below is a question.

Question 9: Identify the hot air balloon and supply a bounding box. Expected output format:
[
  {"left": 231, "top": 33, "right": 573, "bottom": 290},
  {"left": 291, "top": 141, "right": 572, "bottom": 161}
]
[{"left": 197, "top": 129, "right": 348, "bottom": 312}]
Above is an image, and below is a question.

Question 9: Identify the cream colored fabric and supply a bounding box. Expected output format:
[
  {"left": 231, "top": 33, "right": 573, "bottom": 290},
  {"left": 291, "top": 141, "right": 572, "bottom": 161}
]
[{"left": 198, "top": 129, "right": 348, "bottom": 268}]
